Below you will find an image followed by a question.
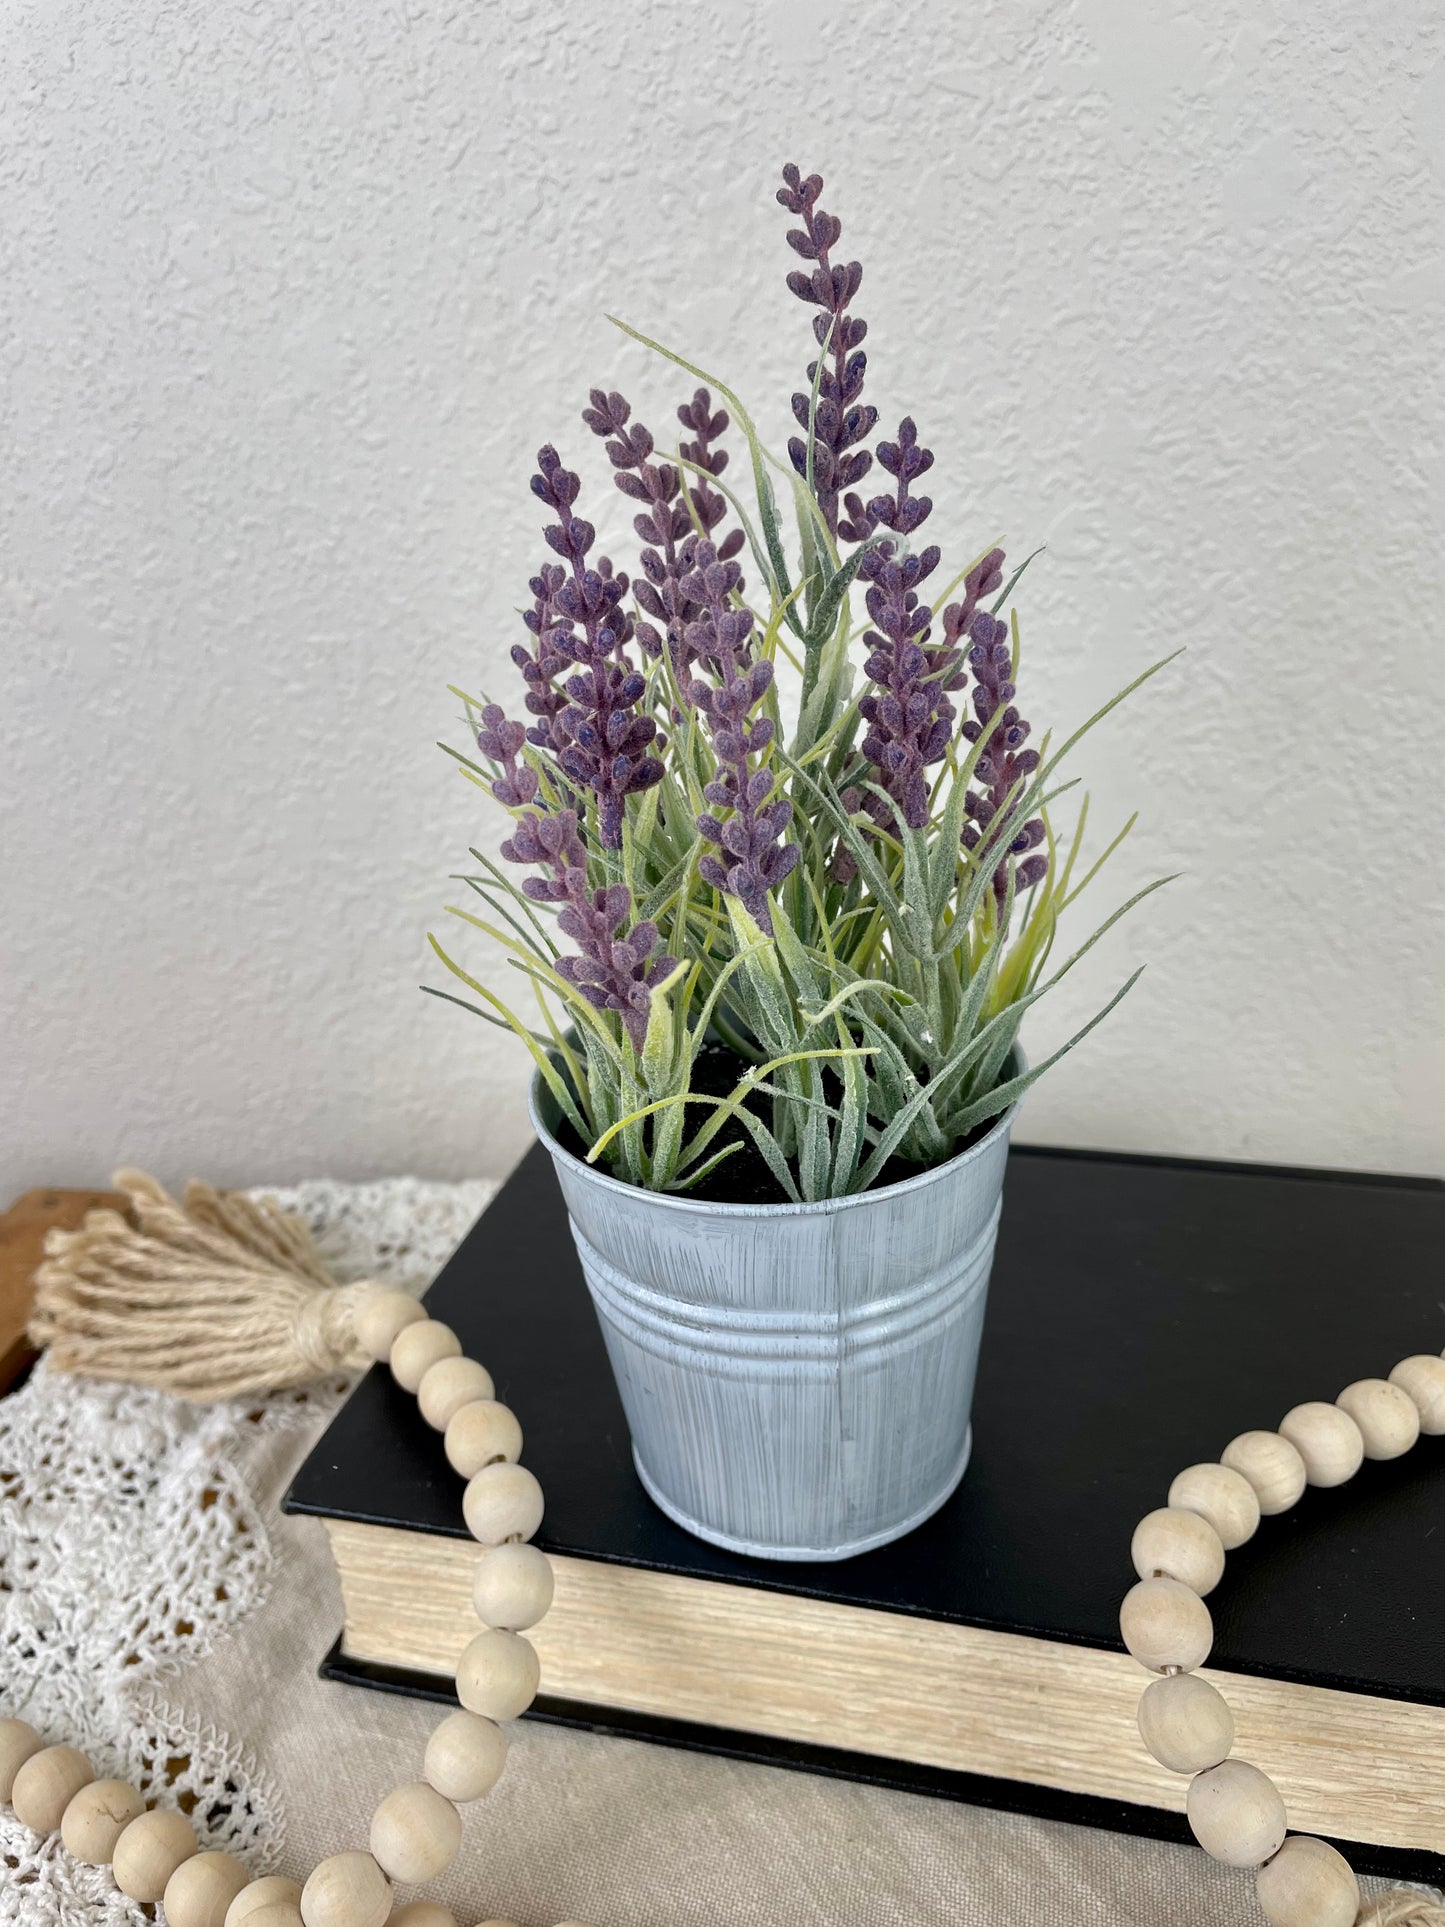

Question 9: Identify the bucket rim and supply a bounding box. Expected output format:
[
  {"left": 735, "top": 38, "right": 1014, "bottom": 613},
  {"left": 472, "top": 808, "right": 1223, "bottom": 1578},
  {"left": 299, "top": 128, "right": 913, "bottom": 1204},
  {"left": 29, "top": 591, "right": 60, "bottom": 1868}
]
[{"left": 527, "top": 1046, "right": 1024, "bottom": 1221}]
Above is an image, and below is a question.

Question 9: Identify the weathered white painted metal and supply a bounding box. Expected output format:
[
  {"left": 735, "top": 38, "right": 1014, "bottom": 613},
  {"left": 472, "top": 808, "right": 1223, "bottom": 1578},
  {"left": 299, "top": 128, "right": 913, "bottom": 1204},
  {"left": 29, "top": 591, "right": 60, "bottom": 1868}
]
[{"left": 530, "top": 1076, "right": 1020, "bottom": 1561}]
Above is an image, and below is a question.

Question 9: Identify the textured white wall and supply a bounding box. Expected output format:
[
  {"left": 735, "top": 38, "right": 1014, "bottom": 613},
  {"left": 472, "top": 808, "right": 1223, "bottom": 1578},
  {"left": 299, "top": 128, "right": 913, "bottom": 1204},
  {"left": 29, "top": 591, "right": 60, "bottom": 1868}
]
[{"left": 4, "top": 0, "right": 1444, "bottom": 1195}]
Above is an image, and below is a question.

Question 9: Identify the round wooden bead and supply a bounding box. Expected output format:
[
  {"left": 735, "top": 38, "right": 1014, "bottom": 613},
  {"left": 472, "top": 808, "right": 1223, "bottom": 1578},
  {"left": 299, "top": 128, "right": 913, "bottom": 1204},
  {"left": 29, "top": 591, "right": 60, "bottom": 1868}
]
[
  {"left": 11, "top": 1744, "right": 93, "bottom": 1834},
  {"left": 390, "top": 1319, "right": 461, "bottom": 1393},
  {"left": 353, "top": 1289, "right": 426, "bottom": 1361},
  {"left": 1119, "top": 1577, "right": 1213, "bottom": 1673},
  {"left": 226, "top": 1876, "right": 306, "bottom": 1927},
  {"left": 446, "top": 1399, "right": 523, "bottom": 1478},
  {"left": 455, "top": 1628, "right": 541, "bottom": 1721},
  {"left": 164, "top": 1849, "right": 252, "bottom": 1927},
  {"left": 424, "top": 1708, "right": 508, "bottom": 1802},
  {"left": 1167, "top": 1462, "right": 1260, "bottom": 1551},
  {"left": 299, "top": 1851, "right": 391, "bottom": 1927},
  {"left": 1136, "top": 1672, "right": 1234, "bottom": 1774},
  {"left": 0, "top": 1717, "right": 43, "bottom": 1802},
  {"left": 1186, "top": 1759, "right": 1287, "bottom": 1866},
  {"left": 418, "top": 1356, "right": 496, "bottom": 1431},
  {"left": 1389, "top": 1354, "right": 1445, "bottom": 1434},
  {"left": 112, "top": 1807, "right": 200, "bottom": 1901},
  {"left": 1336, "top": 1377, "right": 1420, "bottom": 1460},
  {"left": 1279, "top": 1401, "right": 1363, "bottom": 1487},
  {"left": 235, "top": 1907, "right": 304, "bottom": 1927},
  {"left": 471, "top": 1541, "right": 554, "bottom": 1631},
  {"left": 1130, "top": 1507, "right": 1225, "bottom": 1595},
  {"left": 388, "top": 1906, "right": 458, "bottom": 1927},
  {"left": 61, "top": 1777, "right": 145, "bottom": 1862},
  {"left": 1221, "top": 1430, "right": 1307, "bottom": 1514},
  {"left": 1256, "top": 1833, "right": 1360, "bottom": 1927},
  {"left": 463, "top": 1462, "right": 544, "bottom": 1546},
  {"left": 369, "top": 1780, "right": 462, "bottom": 1885}
]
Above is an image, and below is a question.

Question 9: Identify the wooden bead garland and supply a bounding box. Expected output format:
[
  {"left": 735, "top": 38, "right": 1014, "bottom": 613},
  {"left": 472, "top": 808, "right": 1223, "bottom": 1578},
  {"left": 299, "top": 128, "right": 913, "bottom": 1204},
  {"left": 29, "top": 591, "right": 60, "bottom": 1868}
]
[
  {"left": 112, "top": 1805, "right": 200, "bottom": 1901},
  {"left": 1256, "top": 1834, "right": 1361, "bottom": 1927},
  {"left": 446, "top": 1398, "right": 524, "bottom": 1478},
  {"left": 1279, "top": 1400, "right": 1364, "bottom": 1487},
  {"left": 225, "top": 1875, "right": 305, "bottom": 1927},
  {"left": 1220, "top": 1429, "right": 1308, "bottom": 1514},
  {"left": 1167, "top": 1462, "right": 1260, "bottom": 1550},
  {"left": 1136, "top": 1672, "right": 1233, "bottom": 1774},
  {"left": 353, "top": 1288, "right": 426, "bottom": 1362},
  {"left": 1336, "top": 1378, "right": 1420, "bottom": 1461},
  {"left": 8, "top": 1297, "right": 1444, "bottom": 1927},
  {"left": 164, "top": 1849, "right": 253, "bottom": 1927},
  {"left": 236, "top": 1904, "right": 306, "bottom": 1927},
  {"left": 0, "top": 1717, "right": 43, "bottom": 1800},
  {"left": 300, "top": 1848, "right": 391, "bottom": 1927},
  {"left": 61, "top": 1776, "right": 146, "bottom": 1862},
  {"left": 471, "top": 1540, "right": 554, "bottom": 1631},
  {"left": 370, "top": 1780, "right": 463, "bottom": 1885},
  {"left": 1389, "top": 1355, "right": 1445, "bottom": 1434},
  {"left": 418, "top": 1355, "right": 496, "bottom": 1431},
  {"left": 462, "top": 1460, "right": 545, "bottom": 1545},
  {"left": 10, "top": 1743, "right": 94, "bottom": 1834},
  {"left": 389, "top": 1317, "right": 462, "bottom": 1393},
  {"left": 424, "top": 1709, "right": 509, "bottom": 1802},
  {"left": 1186, "top": 1760, "right": 1287, "bottom": 1868},
  {"left": 1130, "top": 1505, "right": 1226, "bottom": 1594},
  {"left": 1118, "top": 1338, "right": 1445, "bottom": 1927},
  {"left": 455, "top": 1627, "right": 542, "bottom": 1722},
  {"left": 1119, "top": 1575, "right": 1213, "bottom": 1672}
]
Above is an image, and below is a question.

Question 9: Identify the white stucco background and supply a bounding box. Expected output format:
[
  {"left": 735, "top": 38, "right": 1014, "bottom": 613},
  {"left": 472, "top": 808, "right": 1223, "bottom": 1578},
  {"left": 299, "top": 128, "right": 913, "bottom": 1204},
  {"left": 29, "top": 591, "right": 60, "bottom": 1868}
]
[{"left": 4, "top": 0, "right": 1443, "bottom": 1195}]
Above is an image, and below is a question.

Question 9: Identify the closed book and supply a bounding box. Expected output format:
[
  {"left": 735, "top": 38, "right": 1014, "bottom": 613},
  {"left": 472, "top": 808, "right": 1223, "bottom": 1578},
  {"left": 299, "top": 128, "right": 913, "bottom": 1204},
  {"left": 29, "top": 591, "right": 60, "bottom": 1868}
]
[{"left": 284, "top": 1143, "right": 1445, "bottom": 1884}]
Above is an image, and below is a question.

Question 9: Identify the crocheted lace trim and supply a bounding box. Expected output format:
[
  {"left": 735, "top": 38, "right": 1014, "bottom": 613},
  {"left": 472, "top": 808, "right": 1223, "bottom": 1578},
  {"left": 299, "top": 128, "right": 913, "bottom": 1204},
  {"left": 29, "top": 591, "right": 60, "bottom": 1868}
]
[{"left": 0, "top": 1175, "right": 494, "bottom": 1926}]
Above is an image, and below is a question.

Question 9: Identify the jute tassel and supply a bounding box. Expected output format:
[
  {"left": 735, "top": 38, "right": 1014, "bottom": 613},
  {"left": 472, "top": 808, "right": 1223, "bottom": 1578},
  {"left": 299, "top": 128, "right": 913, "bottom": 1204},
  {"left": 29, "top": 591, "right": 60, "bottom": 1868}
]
[{"left": 28, "top": 1170, "right": 384, "bottom": 1401}]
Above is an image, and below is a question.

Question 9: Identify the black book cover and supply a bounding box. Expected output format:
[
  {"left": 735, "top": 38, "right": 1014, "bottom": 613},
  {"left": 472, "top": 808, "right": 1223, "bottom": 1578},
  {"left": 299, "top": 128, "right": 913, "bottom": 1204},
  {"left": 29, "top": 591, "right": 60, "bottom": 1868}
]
[{"left": 286, "top": 1144, "right": 1445, "bottom": 1881}]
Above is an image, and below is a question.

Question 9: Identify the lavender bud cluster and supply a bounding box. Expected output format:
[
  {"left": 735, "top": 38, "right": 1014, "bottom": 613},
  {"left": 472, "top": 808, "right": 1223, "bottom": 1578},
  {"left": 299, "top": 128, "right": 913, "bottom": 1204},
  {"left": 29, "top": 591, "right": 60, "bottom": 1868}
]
[
  {"left": 682, "top": 542, "right": 799, "bottom": 933},
  {"left": 583, "top": 387, "right": 740, "bottom": 684},
  {"left": 500, "top": 807, "right": 674, "bottom": 1051},
  {"left": 529, "top": 445, "right": 664, "bottom": 848},
  {"left": 777, "top": 164, "right": 877, "bottom": 542},
  {"left": 961, "top": 604, "right": 1048, "bottom": 900},
  {"left": 475, "top": 704, "right": 538, "bottom": 809},
  {"left": 509, "top": 563, "right": 570, "bottom": 756},
  {"left": 845, "top": 419, "right": 958, "bottom": 834}
]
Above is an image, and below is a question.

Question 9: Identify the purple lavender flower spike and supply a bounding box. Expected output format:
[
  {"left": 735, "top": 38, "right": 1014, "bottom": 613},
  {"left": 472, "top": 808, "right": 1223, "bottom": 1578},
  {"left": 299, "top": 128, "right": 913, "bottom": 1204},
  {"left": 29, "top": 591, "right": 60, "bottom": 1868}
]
[
  {"left": 961, "top": 604, "right": 1048, "bottom": 904},
  {"left": 509, "top": 563, "right": 570, "bottom": 754},
  {"left": 528, "top": 443, "right": 664, "bottom": 847},
  {"left": 582, "top": 388, "right": 741, "bottom": 690},
  {"left": 676, "top": 388, "right": 744, "bottom": 561},
  {"left": 476, "top": 703, "right": 538, "bottom": 809},
  {"left": 499, "top": 806, "right": 675, "bottom": 1051},
  {"left": 843, "top": 420, "right": 961, "bottom": 835},
  {"left": 939, "top": 546, "right": 1006, "bottom": 654},
  {"left": 681, "top": 541, "right": 799, "bottom": 934},
  {"left": 777, "top": 164, "right": 877, "bottom": 540}
]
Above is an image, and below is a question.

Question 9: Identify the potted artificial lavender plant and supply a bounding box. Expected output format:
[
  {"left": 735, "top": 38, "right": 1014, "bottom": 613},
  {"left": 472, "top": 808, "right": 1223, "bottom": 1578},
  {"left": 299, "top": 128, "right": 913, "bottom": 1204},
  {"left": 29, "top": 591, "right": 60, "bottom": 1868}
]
[{"left": 430, "top": 164, "right": 1168, "bottom": 1560}]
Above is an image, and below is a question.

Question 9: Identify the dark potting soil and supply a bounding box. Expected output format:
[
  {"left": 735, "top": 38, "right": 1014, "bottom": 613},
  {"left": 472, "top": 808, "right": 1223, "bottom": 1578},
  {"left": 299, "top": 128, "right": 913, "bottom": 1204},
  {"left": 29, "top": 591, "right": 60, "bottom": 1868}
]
[{"left": 552, "top": 1039, "right": 993, "bottom": 1206}]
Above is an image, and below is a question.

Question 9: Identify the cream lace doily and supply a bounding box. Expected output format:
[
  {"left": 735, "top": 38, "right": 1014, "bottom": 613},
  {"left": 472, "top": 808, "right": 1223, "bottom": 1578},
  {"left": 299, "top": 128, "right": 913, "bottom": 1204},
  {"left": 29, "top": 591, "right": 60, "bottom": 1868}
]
[{"left": 0, "top": 1177, "right": 495, "bottom": 1927}]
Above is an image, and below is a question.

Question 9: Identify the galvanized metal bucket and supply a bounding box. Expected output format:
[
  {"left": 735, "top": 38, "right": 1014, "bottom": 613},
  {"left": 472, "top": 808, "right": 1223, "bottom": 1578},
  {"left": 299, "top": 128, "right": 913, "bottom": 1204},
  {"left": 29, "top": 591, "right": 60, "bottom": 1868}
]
[{"left": 530, "top": 1067, "right": 1021, "bottom": 1562}]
